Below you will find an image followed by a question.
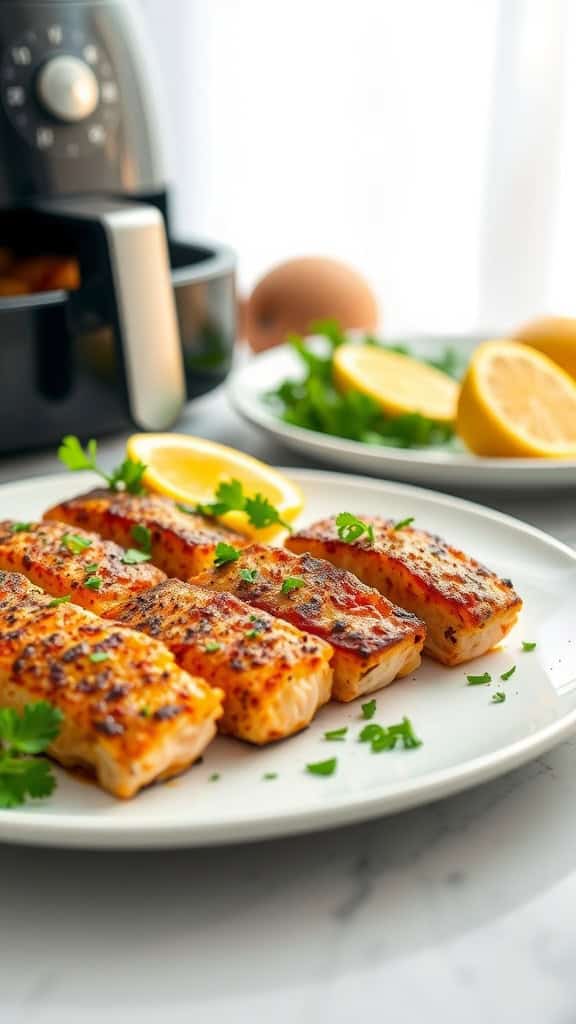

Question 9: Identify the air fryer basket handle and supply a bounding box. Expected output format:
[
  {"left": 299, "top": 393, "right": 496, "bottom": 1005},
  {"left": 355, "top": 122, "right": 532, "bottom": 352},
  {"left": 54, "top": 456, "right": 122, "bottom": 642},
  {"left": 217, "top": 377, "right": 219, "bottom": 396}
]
[{"left": 31, "top": 197, "right": 186, "bottom": 431}]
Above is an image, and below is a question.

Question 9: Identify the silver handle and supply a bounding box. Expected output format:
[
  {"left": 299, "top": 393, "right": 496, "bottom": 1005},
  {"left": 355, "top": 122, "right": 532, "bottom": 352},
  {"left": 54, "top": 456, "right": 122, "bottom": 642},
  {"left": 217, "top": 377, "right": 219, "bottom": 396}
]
[{"left": 33, "top": 197, "right": 186, "bottom": 431}]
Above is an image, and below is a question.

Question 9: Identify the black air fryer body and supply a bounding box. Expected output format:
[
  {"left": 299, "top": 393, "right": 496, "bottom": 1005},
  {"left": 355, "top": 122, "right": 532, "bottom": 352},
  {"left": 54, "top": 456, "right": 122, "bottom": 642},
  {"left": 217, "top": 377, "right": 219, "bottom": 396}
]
[{"left": 0, "top": 0, "right": 235, "bottom": 451}]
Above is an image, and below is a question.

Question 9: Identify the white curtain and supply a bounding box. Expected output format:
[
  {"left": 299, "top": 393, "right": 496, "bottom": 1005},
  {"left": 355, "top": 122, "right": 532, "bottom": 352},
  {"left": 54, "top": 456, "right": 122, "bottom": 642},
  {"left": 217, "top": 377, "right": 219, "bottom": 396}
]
[{"left": 137, "top": 0, "right": 574, "bottom": 335}]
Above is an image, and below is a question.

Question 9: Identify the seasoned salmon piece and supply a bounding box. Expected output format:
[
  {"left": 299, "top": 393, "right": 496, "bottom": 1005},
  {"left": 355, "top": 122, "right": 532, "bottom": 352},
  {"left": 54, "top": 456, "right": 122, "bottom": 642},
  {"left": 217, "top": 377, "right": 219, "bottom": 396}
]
[
  {"left": 286, "top": 516, "right": 523, "bottom": 666},
  {"left": 0, "top": 519, "right": 166, "bottom": 617},
  {"left": 192, "top": 545, "right": 425, "bottom": 702},
  {"left": 44, "top": 489, "right": 248, "bottom": 578},
  {"left": 0, "top": 571, "right": 222, "bottom": 798},
  {"left": 114, "top": 580, "right": 333, "bottom": 744}
]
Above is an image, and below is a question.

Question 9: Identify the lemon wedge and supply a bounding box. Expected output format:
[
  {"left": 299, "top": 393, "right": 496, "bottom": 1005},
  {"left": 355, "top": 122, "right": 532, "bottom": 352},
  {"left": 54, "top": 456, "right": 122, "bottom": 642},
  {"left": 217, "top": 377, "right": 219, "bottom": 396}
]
[
  {"left": 126, "top": 434, "right": 303, "bottom": 540},
  {"left": 457, "top": 340, "right": 576, "bottom": 458},
  {"left": 514, "top": 316, "right": 576, "bottom": 379},
  {"left": 333, "top": 344, "right": 458, "bottom": 424}
]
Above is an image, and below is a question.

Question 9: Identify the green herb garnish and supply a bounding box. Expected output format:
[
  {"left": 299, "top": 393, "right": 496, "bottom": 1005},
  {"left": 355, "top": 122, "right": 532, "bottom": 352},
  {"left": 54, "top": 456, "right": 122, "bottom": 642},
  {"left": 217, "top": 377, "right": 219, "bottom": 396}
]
[
  {"left": 89, "top": 651, "right": 109, "bottom": 664},
  {"left": 239, "top": 568, "right": 259, "bottom": 584},
  {"left": 131, "top": 523, "right": 152, "bottom": 555},
  {"left": 48, "top": 595, "right": 71, "bottom": 607},
  {"left": 195, "top": 478, "right": 291, "bottom": 532},
  {"left": 522, "top": 641, "right": 537, "bottom": 652},
  {"left": 121, "top": 549, "right": 151, "bottom": 566},
  {"left": 58, "top": 435, "right": 147, "bottom": 494},
  {"left": 491, "top": 692, "right": 506, "bottom": 704},
  {"left": 263, "top": 772, "right": 278, "bottom": 781},
  {"left": 0, "top": 701, "right": 63, "bottom": 808},
  {"left": 335, "top": 512, "right": 375, "bottom": 544},
  {"left": 205, "top": 641, "right": 222, "bottom": 653},
  {"left": 9, "top": 522, "right": 32, "bottom": 533},
  {"left": 324, "top": 727, "right": 348, "bottom": 741},
  {"left": 306, "top": 757, "right": 337, "bottom": 776},
  {"left": 281, "top": 575, "right": 305, "bottom": 594},
  {"left": 359, "top": 717, "right": 422, "bottom": 751},
  {"left": 209, "top": 772, "right": 220, "bottom": 782},
  {"left": 61, "top": 533, "right": 93, "bottom": 555},
  {"left": 84, "top": 563, "right": 99, "bottom": 575},
  {"left": 85, "top": 575, "right": 102, "bottom": 591},
  {"left": 392, "top": 517, "right": 415, "bottom": 531},
  {"left": 361, "top": 699, "right": 377, "bottom": 719},
  {"left": 214, "top": 542, "right": 241, "bottom": 567},
  {"left": 264, "top": 322, "right": 461, "bottom": 449},
  {"left": 466, "top": 672, "right": 492, "bottom": 686},
  {"left": 500, "top": 665, "right": 516, "bottom": 681}
]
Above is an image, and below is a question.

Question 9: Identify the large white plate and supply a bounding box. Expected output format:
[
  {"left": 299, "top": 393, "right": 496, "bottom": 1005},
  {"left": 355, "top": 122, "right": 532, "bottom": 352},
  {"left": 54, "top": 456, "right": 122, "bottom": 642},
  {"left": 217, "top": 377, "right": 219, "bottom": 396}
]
[
  {"left": 229, "top": 338, "right": 576, "bottom": 490},
  {"left": 0, "top": 469, "right": 575, "bottom": 849}
]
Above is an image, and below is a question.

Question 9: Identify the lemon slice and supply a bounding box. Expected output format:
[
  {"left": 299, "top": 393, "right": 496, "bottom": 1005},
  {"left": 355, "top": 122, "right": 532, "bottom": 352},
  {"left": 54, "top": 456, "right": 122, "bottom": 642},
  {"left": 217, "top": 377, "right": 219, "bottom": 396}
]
[
  {"left": 514, "top": 316, "right": 576, "bottom": 379},
  {"left": 333, "top": 344, "right": 458, "bottom": 423},
  {"left": 457, "top": 340, "right": 576, "bottom": 458},
  {"left": 126, "top": 434, "right": 303, "bottom": 540}
]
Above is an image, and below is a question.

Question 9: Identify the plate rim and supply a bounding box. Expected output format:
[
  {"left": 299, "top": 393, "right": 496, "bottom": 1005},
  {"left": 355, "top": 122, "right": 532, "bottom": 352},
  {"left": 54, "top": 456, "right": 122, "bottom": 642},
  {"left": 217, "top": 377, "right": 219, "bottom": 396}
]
[
  {"left": 229, "top": 343, "right": 576, "bottom": 477},
  {"left": 0, "top": 467, "right": 575, "bottom": 849}
]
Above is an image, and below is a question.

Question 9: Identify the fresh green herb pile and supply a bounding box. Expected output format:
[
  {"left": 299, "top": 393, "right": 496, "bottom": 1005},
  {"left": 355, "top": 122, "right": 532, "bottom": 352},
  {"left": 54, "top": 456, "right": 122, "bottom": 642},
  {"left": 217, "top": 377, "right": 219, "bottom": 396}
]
[
  {"left": 0, "top": 701, "right": 63, "bottom": 808},
  {"left": 264, "top": 319, "right": 464, "bottom": 449}
]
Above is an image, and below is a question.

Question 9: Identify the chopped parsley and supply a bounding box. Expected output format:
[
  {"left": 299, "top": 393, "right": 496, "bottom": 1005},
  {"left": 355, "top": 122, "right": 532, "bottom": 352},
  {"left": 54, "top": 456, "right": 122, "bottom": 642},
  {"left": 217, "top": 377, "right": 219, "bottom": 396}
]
[
  {"left": 245, "top": 628, "right": 262, "bottom": 639},
  {"left": 48, "top": 595, "right": 71, "bottom": 607},
  {"left": 466, "top": 672, "right": 492, "bottom": 686},
  {"left": 324, "top": 727, "right": 348, "bottom": 741},
  {"left": 61, "top": 533, "right": 92, "bottom": 555},
  {"left": 392, "top": 517, "right": 415, "bottom": 531},
  {"left": 139, "top": 706, "right": 151, "bottom": 718},
  {"left": 208, "top": 772, "right": 220, "bottom": 782},
  {"left": 131, "top": 523, "right": 152, "bottom": 555},
  {"left": 0, "top": 701, "right": 63, "bottom": 808},
  {"left": 205, "top": 641, "right": 222, "bottom": 653},
  {"left": 121, "top": 548, "right": 151, "bottom": 566},
  {"left": 491, "top": 692, "right": 506, "bottom": 704},
  {"left": 359, "top": 717, "right": 422, "bottom": 751},
  {"left": 522, "top": 641, "right": 537, "bottom": 652},
  {"left": 500, "top": 665, "right": 516, "bottom": 681},
  {"left": 335, "top": 512, "right": 375, "bottom": 544},
  {"left": 239, "top": 568, "right": 259, "bottom": 583},
  {"left": 58, "top": 435, "right": 147, "bottom": 494},
  {"left": 84, "top": 575, "right": 102, "bottom": 591},
  {"left": 195, "top": 478, "right": 291, "bottom": 532},
  {"left": 306, "top": 757, "right": 337, "bottom": 776},
  {"left": 89, "top": 651, "right": 109, "bottom": 664},
  {"left": 281, "top": 576, "right": 306, "bottom": 594},
  {"left": 84, "top": 563, "right": 99, "bottom": 575},
  {"left": 214, "top": 542, "right": 241, "bottom": 567},
  {"left": 9, "top": 522, "right": 32, "bottom": 533},
  {"left": 361, "top": 699, "right": 377, "bottom": 719},
  {"left": 262, "top": 772, "right": 278, "bottom": 781}
]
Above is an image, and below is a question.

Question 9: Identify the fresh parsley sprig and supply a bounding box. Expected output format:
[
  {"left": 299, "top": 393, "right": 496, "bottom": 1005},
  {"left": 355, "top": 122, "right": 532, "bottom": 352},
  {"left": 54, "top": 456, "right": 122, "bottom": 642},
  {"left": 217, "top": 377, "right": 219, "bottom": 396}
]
[
  {"left": 335, "top": 512, "right": 375, "bottom": 544},
  {"left": 359, "top": 717, "right": 422, "bottom": 752},
  {"left": 214, "top": 542, "right": 241, "bottom": 567},
  {"left": 0, "top": 701, "right": 63, "bottom": 809},
  {"left": 281, "top": 576, "right": 305, "bottom": 594},
  {"left": 193, "top": 478, "right": 291, "bottom": 532},
  {"left": 58, "top": 436, "right": 147, "bottom": 495}
]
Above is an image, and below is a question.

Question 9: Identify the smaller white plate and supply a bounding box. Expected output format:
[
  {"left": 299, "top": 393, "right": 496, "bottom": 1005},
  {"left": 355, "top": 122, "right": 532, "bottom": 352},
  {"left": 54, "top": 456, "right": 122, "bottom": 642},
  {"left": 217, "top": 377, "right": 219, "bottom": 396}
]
[{"left": 229, "top": 338, "right": 576, "bottom": 490}]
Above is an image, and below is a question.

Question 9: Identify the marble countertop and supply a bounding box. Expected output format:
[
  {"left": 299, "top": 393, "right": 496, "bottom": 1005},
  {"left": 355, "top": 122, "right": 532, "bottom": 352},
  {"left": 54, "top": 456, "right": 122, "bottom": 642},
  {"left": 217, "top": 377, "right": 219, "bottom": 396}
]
[{"left": 1, "top": 386, "right": 576, "bottom": 1024}]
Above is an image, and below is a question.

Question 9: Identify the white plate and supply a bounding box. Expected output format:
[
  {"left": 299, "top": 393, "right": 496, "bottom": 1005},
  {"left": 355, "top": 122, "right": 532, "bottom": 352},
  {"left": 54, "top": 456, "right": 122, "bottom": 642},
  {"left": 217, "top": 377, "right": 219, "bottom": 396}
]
[
  {"left": 1, "top": 469, "right": 575, "bottom": 850},
  {"left": 229, "top": 338, "right": 576, "bottom": 490}
]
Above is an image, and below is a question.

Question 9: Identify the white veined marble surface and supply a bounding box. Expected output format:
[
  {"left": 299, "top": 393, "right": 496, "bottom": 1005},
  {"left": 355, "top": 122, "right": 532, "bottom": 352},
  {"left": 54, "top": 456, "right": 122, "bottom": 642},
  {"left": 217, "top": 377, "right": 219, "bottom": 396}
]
[{"left": 1, "top": 384, "right": 576, "bottom": 1024}]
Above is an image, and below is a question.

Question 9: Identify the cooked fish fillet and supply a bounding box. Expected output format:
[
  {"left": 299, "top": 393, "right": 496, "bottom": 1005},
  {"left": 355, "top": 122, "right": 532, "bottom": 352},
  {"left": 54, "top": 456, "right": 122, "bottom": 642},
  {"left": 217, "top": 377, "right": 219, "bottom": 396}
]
[
  {"left": 0, "top": 570, "right": 222, "bottom": 798},
  {"left": 192, "top": 545, "right": 426, "bottom": 701},
  {"left": 45, "top": 489, "right": 248, "bottom": 577},
  {"left": 0, "top": 519, "right": 166, "bottom": 617},
  {"left": 114, "top": 579, "right": 333, "bottom": 744},
  {"left": 286, "top": 516, "right": 523, "bottom": 666}
]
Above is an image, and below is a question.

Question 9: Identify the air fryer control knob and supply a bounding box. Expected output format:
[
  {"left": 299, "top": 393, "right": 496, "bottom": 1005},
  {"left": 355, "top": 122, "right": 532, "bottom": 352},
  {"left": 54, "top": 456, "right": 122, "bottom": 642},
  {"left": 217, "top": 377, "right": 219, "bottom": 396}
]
[{"left": 36, "top": 55, "right": 99, "bottom": 123}]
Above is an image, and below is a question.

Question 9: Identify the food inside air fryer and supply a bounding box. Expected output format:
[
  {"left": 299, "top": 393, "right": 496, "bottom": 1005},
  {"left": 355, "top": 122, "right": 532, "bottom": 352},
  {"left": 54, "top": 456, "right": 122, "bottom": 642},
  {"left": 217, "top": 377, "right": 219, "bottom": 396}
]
[{"left": 0, "top": 247, "right": 80, "bottom": 296}]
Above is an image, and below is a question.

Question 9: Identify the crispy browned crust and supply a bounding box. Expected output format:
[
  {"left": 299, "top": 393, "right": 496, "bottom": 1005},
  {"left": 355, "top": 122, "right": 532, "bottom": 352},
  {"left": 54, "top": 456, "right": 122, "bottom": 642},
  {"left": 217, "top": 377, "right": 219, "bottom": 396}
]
[
  {"left": 114, "top": 579, "right": 333, "bottom": 744},
  {"left": 191, "top": 544, "right": 426, "bottom": 700},
  {"left": 0, "top": 570, "right": 222, "bottom": 798},
  {"left": 44, "top": 489, "right": 248, "bottom": 577},
  {"left": 286, "top": 516, "right": 523, "bottom": 665},
  {"left": 0, "top": 519, "right": 166, "bottom": 616}
]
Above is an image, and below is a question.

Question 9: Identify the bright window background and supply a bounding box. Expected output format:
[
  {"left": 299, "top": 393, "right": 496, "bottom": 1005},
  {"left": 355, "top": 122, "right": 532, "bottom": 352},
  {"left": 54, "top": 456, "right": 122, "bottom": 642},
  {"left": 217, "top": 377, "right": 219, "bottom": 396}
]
[{"left": 138, "top": 0, "right": 575, "bottom": 336}]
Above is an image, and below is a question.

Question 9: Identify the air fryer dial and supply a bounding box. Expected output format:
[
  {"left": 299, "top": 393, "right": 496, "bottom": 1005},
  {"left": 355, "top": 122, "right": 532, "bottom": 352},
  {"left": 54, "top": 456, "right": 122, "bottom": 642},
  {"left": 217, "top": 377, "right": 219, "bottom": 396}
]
[{"left": 0, "top": 22, "right": 120, "bottom": 157}]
